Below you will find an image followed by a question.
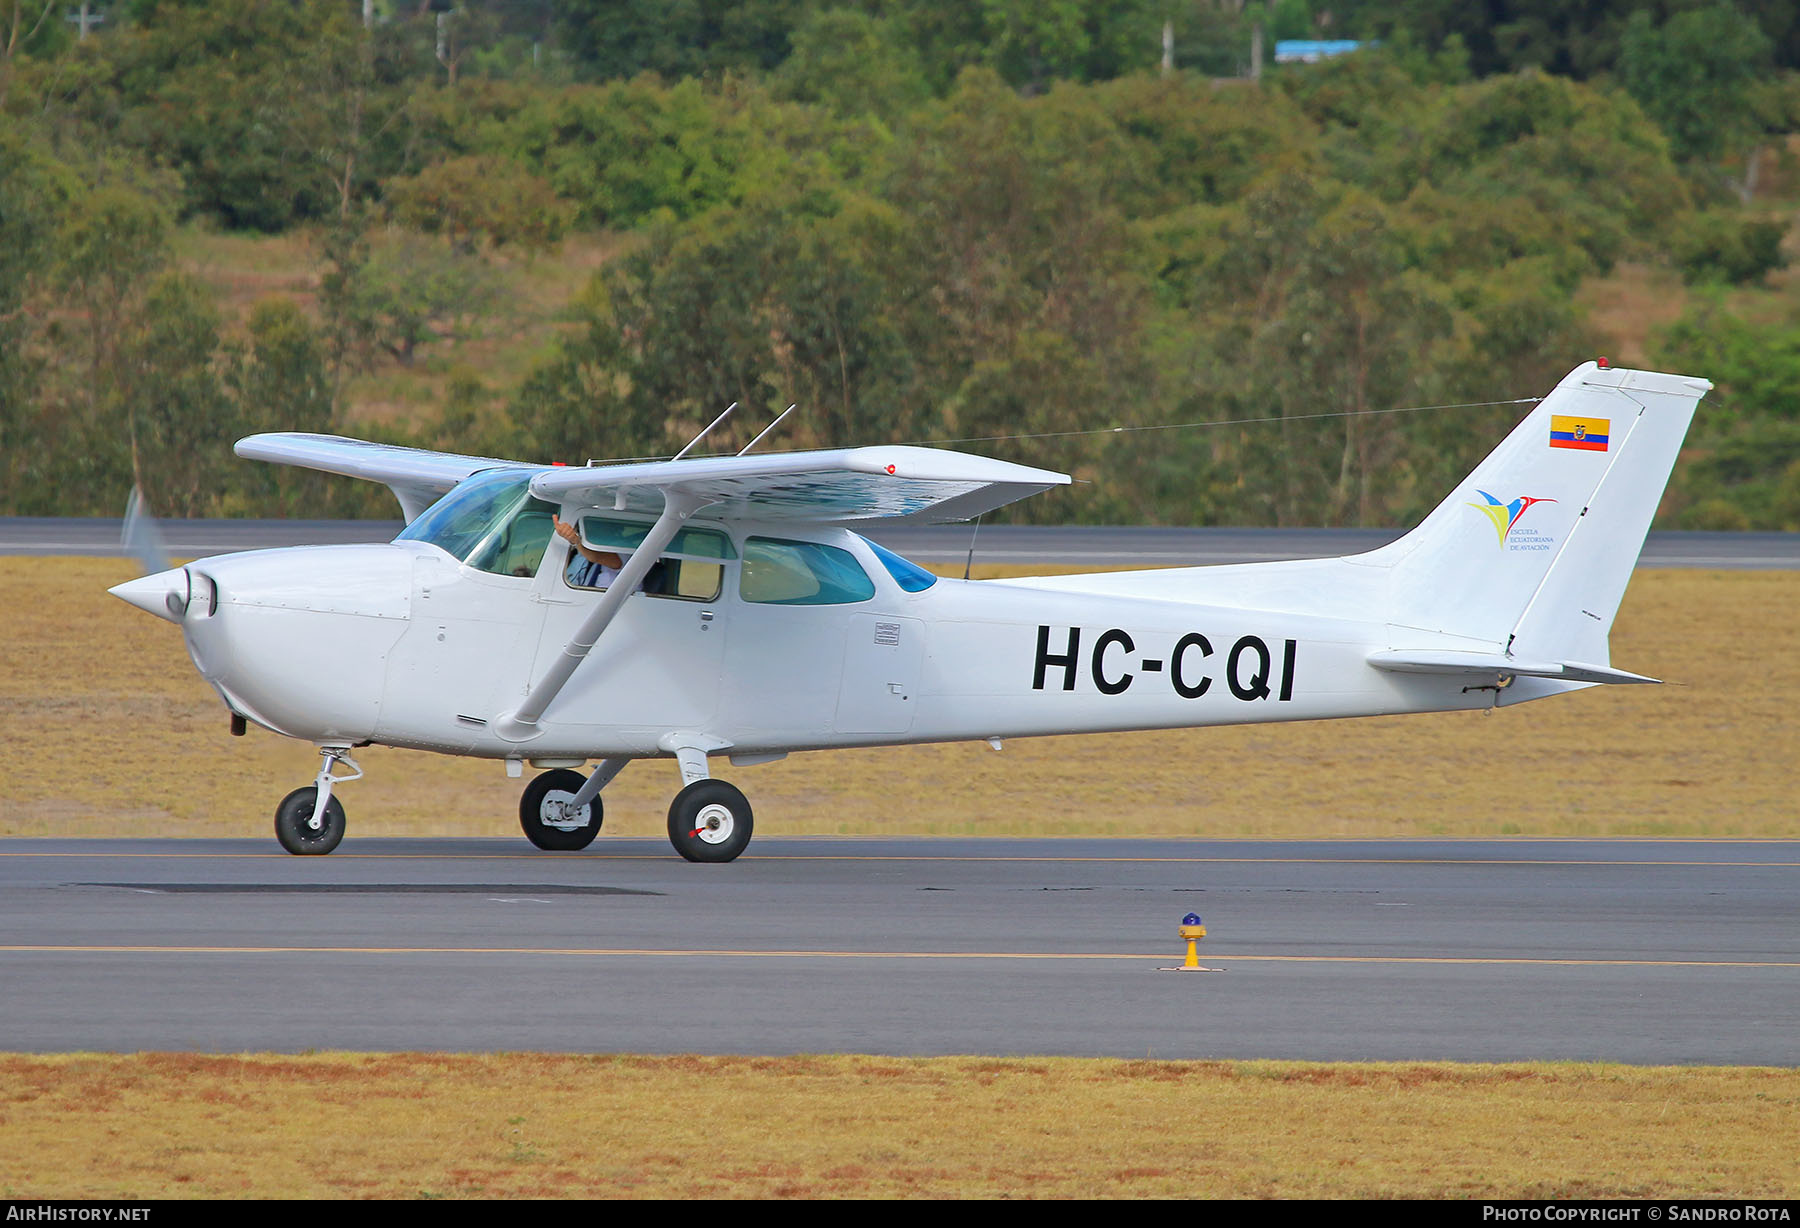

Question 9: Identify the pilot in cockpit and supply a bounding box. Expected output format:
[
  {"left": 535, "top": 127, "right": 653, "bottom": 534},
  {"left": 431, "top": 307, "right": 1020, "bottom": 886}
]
[{"left": 553, "top": 515, "right": 624, "bottom": 589}]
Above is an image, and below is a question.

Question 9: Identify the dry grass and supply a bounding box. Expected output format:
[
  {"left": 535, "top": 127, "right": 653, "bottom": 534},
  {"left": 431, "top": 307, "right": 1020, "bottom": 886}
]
[
  {"left": 171, "top": 228, "right": 321, "bottom": 322},
  {"left": 0, "top": 1053, "right": 1794, "bottom": 1198},
  {"left": 2, "top": 557, "right": 1795, "bottom": 841}
]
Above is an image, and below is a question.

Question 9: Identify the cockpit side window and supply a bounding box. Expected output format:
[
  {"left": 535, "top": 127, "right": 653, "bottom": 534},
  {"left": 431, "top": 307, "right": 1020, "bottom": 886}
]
[
  {"left": 466, "top": 499, "right": 556, "bottom": 577},
  {"left": 567, "top": 515, "right": 734, "bottom": 601}
]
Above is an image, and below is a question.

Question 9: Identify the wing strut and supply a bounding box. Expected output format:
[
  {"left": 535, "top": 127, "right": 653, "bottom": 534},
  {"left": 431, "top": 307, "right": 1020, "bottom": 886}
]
[{"left": 494, "top": 491, "right": 703, "bottom": 741}]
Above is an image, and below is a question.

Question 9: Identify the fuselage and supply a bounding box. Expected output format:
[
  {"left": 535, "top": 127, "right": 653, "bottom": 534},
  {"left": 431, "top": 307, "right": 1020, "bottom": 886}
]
[
  {"left": 122, "top": 517, "right": 1494, "bottom": 766},
  {"left": 103, "top": 363, "right": 1706, "bottom": 861}
]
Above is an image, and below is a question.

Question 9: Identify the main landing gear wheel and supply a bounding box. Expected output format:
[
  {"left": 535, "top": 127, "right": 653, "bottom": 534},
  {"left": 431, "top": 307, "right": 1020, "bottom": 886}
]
[
  {"left": 275, "top": 787, "right": 346, "bottom": 856},
  {"left": 520, "top": 769, "right": 602, "bottom": 851},
  {"left": 667, "top": 780, "right": 753, "bottom": 864}
]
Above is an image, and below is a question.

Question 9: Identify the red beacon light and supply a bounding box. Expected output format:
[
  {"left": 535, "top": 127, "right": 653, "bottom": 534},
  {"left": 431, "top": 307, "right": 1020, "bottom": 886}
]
[{"left": 1597, "top": 356, "right": 1610, "bottom": 369}]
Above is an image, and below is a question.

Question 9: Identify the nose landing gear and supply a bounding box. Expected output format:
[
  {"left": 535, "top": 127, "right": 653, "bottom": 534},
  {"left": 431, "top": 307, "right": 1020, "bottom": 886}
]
[{"left": 274, "top": 746, "right": 360, "bottom": 855}]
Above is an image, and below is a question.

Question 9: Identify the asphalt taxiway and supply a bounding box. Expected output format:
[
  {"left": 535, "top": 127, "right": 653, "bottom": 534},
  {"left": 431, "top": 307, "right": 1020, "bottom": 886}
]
[
  {"left": 2, "top": 837, "right": 1794, "bottom": 1063},
  {"left": 8, "top": 518, "right": 1800, "bottom": 568}
]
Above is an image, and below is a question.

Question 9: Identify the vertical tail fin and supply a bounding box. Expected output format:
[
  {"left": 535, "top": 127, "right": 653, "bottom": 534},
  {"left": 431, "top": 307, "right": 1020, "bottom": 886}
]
[{"left": 1363, "top": 362, "right": 1708, "bottom": 663}]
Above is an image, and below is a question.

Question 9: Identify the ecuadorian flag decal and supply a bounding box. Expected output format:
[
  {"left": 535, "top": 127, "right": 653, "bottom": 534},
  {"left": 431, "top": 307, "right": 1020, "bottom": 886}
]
[{"left": 1550, "top": 415, "right": 1610, "bottom": 452}]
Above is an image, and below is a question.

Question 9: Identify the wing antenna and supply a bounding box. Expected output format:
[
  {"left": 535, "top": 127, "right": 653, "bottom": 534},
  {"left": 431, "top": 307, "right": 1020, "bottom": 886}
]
[
  {"left": 671, "top": 402, "right": 738, "bottom": 462},
  {"left": 736, "top": 404, "right": 797, "bottom": 456}
]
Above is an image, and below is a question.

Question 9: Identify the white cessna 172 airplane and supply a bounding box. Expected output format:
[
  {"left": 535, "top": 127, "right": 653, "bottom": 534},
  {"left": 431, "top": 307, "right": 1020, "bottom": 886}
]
[{"left": 110, "top": 361, "right": 1706, "bottom": 862}]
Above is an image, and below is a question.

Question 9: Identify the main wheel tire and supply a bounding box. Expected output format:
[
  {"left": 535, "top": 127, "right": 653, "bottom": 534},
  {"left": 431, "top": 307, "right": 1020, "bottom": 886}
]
[
  {"left": 275, "top": 787, "right": 346, "bottom": 856},
  {"left": 519, "top": 769, "right": 602, "bottom": 851},
  {"left": 667, "top": 780, "right": 753, "bottom": 864}
]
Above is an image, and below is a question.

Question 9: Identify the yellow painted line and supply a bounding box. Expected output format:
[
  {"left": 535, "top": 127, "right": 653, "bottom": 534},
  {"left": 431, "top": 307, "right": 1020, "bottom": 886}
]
[
  {"left": 1208, "top": 955, "right": 1800, "bottom": 969},
  {"left": 2, "top": 851, "right": 1797, "bottom": 867},
  {"left": 680, "top": 855, "right": 1800, "bottom": 868},
  {"left": 796, "top": 858, "right": 1800, "bottom": 870},
  {"left": 0, "top": 945, "right": 1795, "bottom": 969},
  {"left": 0, "top": 851, "right": 666, "bottom": 861}
]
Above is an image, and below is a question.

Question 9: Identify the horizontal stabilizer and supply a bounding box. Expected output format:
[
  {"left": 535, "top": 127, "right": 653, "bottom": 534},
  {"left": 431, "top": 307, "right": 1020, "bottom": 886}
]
[{"left": 1368, "top": 650, "right": 1659, "bottom": 686}]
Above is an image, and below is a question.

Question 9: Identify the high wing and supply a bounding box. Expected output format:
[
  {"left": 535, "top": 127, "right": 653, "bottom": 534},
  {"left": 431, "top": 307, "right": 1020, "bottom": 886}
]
[
  {"left": 528, "top": 445, "right": 1068, "bottom": 524},
  {"left": 238, "top": 435, "right": 1071, "bottom": 526},
  {"left": 235, "top": 433, "right": 533, "bottom": 523}
]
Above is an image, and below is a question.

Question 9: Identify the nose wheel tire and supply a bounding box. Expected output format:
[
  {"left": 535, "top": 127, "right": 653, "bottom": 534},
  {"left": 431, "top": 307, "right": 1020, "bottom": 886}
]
[
  {"left": 519, "top": 769, "right": 603, "bottom": 851},
  {"left": 667, "top": 780, "right": 753, "bottom": 863},
  {"left": 274, "top": 787, "right": 346, "bottom": 856}
]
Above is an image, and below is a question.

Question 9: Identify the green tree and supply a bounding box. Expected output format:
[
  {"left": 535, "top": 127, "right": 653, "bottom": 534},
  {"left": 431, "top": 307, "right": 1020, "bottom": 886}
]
[
  {"left": 770, "top": 8, "right": 931, "bottom": 120},
  {"left": 1400, "top": 70, "right": 1683, "bottom": 275},
  {"left": 324, "top": 228, "right": 505, "bottom": 371},
  {"left": 231, "top": 298, "right": 333, "bottom": 437},
  {"left": 509, "top": 316, "right": 649, "bottom": 464},
  {"left": 1642, "top": 301, "right": 1800, "bottom": 528},
  {"left": 1669, "top": 210, "right": 1789, "bottom": 284},
  {"left": 50, "top": 184, "right": 171, "bottom": 495},
  {"left": 555, "top": 0, "right": 806, "bottom": 81},
  {"left": 1618, "top": 2, "right": 1774, "bottom": 164},
  {"left": 1159, "top": 174, "right": 1452, "bottom": 526},
  {"left": 385, "top": 154, "right": 570, "bottom": 251},
  {"left": 124, "top": 271, "right": 238, "bottom": 516},
  {"left": 0, "top": 129, "right": 74, "bottom": 513},
  {"left": 512, "top": 194, "right": 913, "bottom": 463},
  {"left": 0, "top": 1, "right": 60, "bottom": 107},
  {"left": 881, "top": 70, "right": 1150, "bottom": 458},
  {"left": 44, "top": 0, "right": 387, "bottom": 229},
  {"left": 471, "top": 77, "right": 747, "bottom": 228},
  {"left": 222, "top": 297, "right": 335, "bottom": 515},
  {"left": 981, "top": 0, "right": 1093, "bottom": 92},
  {"left": 1096, "top": 71, "right": 1318, "bottom": 215}
]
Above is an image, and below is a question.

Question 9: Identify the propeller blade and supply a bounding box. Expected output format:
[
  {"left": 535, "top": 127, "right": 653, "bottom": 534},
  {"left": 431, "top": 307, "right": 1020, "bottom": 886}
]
[{"left": 122, "top": 487, "right": 172, "bottom": 576}]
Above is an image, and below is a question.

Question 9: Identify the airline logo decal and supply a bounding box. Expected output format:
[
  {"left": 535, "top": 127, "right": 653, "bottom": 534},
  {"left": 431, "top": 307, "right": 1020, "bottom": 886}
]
[
  {"left": 1467, "top": 490, "right": 1557, "bottom": 552},
  {"left": 1550, "top": 415, "right": 1610, "bottom": 451}
]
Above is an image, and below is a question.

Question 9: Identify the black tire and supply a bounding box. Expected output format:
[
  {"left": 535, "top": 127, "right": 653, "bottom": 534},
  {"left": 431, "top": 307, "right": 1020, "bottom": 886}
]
[
  {"left": 666, "top": 780, "right": 753, "bottom": 863},
  {"left": 275, "top": 787, "right": 346, "bottom": 856},
  {"left": 519, "top": 769, "right": 602, "bottom": 851}
]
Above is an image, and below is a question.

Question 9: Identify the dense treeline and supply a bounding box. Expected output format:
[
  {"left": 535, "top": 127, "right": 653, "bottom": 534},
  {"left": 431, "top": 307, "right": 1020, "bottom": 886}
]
[{"left": 2, "top": 1, "right": 1797, "bottom": 527}]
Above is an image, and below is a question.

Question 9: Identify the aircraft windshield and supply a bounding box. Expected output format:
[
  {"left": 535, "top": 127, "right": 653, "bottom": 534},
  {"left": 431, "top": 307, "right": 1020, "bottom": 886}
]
[{"left": 395, "top": 469, "right": 557, "bottom": 578}]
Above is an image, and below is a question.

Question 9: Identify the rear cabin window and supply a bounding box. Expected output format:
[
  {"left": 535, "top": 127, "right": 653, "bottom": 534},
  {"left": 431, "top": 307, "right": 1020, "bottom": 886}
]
[
  {"left": 569, "top": 516, "right": 734, "bottom": 601},
  {"left": 861, "top": 536, "right": 939, "bottom": 592},
  {"left": 740, "top": 537, "right": 876, "bottom": 605}
]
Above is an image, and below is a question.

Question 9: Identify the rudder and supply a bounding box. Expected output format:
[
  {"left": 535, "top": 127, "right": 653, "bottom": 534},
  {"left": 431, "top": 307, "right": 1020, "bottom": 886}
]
[{"left": 1357, "top": 362, "right": 1708, "bottom": 662}]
